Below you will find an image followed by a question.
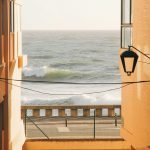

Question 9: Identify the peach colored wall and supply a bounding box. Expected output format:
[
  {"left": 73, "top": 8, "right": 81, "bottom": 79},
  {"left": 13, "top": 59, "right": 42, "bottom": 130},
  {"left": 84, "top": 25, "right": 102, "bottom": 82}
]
[
  {"left": 120, "top": 0, "right": 150, "bottom": 149},
  {"left": 9, "top": 1, "right": 26, "bottom": 149},
  {"left": 24, "top": 139, "right": 130, "bottom": 150},
  {"left": 0, "top": 0, "right": 26, "bottom": 149}
]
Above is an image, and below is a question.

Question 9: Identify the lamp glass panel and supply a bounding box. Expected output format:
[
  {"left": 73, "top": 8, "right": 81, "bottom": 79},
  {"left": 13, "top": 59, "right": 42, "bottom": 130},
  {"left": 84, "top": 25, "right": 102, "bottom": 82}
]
[{"left": 124, "top": 57, "right": 134, "bottom": 72}]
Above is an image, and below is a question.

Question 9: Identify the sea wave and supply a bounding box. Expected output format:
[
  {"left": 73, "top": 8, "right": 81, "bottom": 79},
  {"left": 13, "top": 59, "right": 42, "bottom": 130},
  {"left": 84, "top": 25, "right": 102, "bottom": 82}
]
[
  {"left": 23, "top": 66, "right": 84, "bottom": 80},
  {"left": 21, "top": 94, "right": 121, "bottom": 116},
  {"left": 29, "top": 55, "right": 54, "bottom": 59},
  {"left": 22, "top": 65, "right": 120, "bottom": 81},
  {"left": 21, "top": 94, "right": 121, "bottom": 106}
]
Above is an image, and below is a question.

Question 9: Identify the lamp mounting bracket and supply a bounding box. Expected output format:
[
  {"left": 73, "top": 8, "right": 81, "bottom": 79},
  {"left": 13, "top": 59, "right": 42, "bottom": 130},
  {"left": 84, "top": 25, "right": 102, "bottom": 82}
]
[{"left": 128, "top": 45, "right": 150, "bottom": 60}]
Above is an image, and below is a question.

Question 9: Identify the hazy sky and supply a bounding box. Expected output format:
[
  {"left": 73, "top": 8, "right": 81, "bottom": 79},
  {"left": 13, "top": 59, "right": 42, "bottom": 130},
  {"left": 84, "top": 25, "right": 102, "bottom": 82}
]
[{"left": 22, "top": 0, "right": 120, "bottom": 30}]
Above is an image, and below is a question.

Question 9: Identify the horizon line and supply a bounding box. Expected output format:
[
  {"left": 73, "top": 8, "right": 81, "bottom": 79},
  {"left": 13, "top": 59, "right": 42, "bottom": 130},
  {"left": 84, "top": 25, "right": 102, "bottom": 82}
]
[{"left": 22, "top": 29, "right": 120, "bottom": 31}]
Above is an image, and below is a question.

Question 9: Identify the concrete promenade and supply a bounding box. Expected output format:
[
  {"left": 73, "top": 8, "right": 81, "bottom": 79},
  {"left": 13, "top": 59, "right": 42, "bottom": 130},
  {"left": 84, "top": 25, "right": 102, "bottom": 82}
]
[{"left": 25, "top": 117, "right": 121, "bottom": 139}]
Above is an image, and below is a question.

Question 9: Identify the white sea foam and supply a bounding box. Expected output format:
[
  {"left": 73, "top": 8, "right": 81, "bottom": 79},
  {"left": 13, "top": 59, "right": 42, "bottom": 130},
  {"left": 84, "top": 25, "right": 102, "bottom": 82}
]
[
  {"left": 23, "top": 66, "right": 51, "bottom": 77},
  {"left": 22, "top": 94, "right": 121, "bottom": 116},
  {"left": 22, "top": 66, "right": 81, "bottom": 80},
  {"left": 21, "top": 93, "right": 120, "bottom": 106}
]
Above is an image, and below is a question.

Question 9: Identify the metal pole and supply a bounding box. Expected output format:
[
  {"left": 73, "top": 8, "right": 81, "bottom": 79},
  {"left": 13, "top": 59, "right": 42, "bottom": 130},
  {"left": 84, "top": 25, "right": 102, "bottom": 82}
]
[
  {"left": 65, "top": 114, "right": 67, "bottom": 127},
  {"left": 27, "top": 116, "right": 49, "bottom": 139},
  {"left": 25, "top": 110, "right": 27, "bottom": 136},
  {"left": 115, "top": 113, "right": 117, "bottom": 127},
  {"left": 94, "top": 110, "right": 96, "bottom": 139}
]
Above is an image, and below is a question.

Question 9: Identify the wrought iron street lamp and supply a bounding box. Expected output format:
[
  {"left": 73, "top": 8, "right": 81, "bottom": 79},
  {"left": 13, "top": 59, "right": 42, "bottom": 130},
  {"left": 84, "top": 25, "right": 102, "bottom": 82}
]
[
  {"left": 120, "top": 46, "right": 138, "bottom": 76},
  {"left": 120, "top": 46, "right": 150, "bottom": 76}
]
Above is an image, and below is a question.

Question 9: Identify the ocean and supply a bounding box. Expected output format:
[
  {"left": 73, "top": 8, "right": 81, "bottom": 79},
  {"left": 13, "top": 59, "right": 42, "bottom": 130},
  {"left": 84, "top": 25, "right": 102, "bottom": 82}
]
[{"left": 22, "top": 30, "right": 121, "bottom": 105}]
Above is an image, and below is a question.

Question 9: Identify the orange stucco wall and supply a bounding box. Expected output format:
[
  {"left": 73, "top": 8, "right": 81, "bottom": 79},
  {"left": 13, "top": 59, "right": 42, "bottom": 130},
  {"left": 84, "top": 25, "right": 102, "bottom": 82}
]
[
  {"left": 9, "top": 1, "right": 26, "bottom": 149},
  {"left": 0, "top": 0, "right": 26, "bottom": 149},
  {"left": 23, "top": 139, "right": 130, "bottom": 150},
  {"left": 120, "top": 0, "right": 150, "bottom": 149}
]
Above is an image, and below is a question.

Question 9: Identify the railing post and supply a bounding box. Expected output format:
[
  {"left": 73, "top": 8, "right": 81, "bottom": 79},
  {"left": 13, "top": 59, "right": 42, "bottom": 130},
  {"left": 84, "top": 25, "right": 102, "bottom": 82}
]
[
  {"left": 108, "top": 107, "right": 115, "bottom": 117},
  {"left": 93, "top": 110, "right": 96, "bottom": 139},
  {"left": 71, "top": 109, "right": 77, "bottom": 117},
  {"left": 119, "top": 106, "right": 121, "bottom": 117},
  {"left": 83, "top": 109, "right": 90, "bottom": 117},
  {"left": 115, "top": 113, "right": 117, "bottom": 127},
  {"left": 65, "top": 114, "right": 68, "bottom": 127},
  {"left": 21, "top": 109, "right": 25, "bottom": 119},
  {"left": 33, "top": 109, "right": 40, "bottom": 117},
  {"left": 25, "top": 109, "right": 27, "bottom": 136},
  {"left": 46, "top": 109, "right": 52, "bottom": 117},
  {"left": 59, "top": 109, "right": 65, "bottom": 117},
  {"left": 96, "top": 108, "right": 102, "bottom": 117}
]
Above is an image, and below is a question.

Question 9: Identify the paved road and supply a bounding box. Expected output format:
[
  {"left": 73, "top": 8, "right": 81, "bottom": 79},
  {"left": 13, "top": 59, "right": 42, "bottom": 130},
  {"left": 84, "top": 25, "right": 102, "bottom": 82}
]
[{"left": 25, "top": 118, "right": 121, "bottom": 139}]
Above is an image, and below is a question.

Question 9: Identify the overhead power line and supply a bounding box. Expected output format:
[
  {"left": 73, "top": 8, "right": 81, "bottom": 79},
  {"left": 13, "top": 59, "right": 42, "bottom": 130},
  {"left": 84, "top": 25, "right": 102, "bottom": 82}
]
[
  {"left": 0, "top": 79, "right": 132, "bottom": 96},
  {"left": 0, "top": 77, "right": 149, "bottom": 96},
  {"left": 0, "top": 77, "right": 150, "bottom": 85}
]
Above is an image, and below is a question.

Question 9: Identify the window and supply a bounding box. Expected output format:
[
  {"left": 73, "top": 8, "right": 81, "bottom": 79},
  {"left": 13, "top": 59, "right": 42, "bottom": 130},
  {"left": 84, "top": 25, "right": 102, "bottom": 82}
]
[
  {"left": 121, "top": 0, "right": 132, "bottom": 24},
  {"left": 1, "top": 0, "right": 4, "bottom": 34},
  {"left": 0, "top": 0, "right": 4, "bottom": 64},
  {"left": 121, "top": 0, "right": 132, "bottom": 48},
  {"left": 10, "top": 0, "right": 14, "bottom": 32},
  {"left": 121, "top": 25, "right": 132, "bottom": 48}
]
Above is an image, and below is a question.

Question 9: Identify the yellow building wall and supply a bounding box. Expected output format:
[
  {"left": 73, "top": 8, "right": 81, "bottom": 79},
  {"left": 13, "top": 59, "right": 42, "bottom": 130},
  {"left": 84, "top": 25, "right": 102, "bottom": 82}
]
[
  {"left": 120, "top": 0, "right": 150, "bottom": 149},
  {"left": 9, "top": 1, "right": 26, "bottom": 149},
  {"left": 24, "top": 139, "right": 130, "bottom": 150},
  {"left": 0, "top": 0, "right": 26, "bottom": 149}
]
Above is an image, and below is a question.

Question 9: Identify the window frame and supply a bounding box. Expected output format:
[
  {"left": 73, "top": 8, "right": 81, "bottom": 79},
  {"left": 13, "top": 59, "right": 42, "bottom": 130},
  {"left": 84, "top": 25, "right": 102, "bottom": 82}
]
[
  {"left": 121, "top": 0, "right": 132, "bottom": 48},
  {"left": 0, "top": 0, "right": 4, "bottom": 65},
  {"left": 10, "top": 0, "right": 15, "bottom": 32}
]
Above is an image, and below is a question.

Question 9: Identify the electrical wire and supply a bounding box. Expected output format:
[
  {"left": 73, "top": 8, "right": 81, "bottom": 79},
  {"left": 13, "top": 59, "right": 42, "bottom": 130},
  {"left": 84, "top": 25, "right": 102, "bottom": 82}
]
[
  {"left": 138, "top": 61, "right": 150, "bottom": 64},
  {"left": 130, "top": 46, "right": 150, "bottom": 60},
  {"left": 0, "top": 77, "right": 150, "bottom": 85},
  {"left": 0, "top": 79, "right": 132, "bottom": 96},
  {"left": 0, "top": 79, "right": 74, "bottom": 96},
  {"left": 81, "top": 83, "right": 132, "bottom": 94}
]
